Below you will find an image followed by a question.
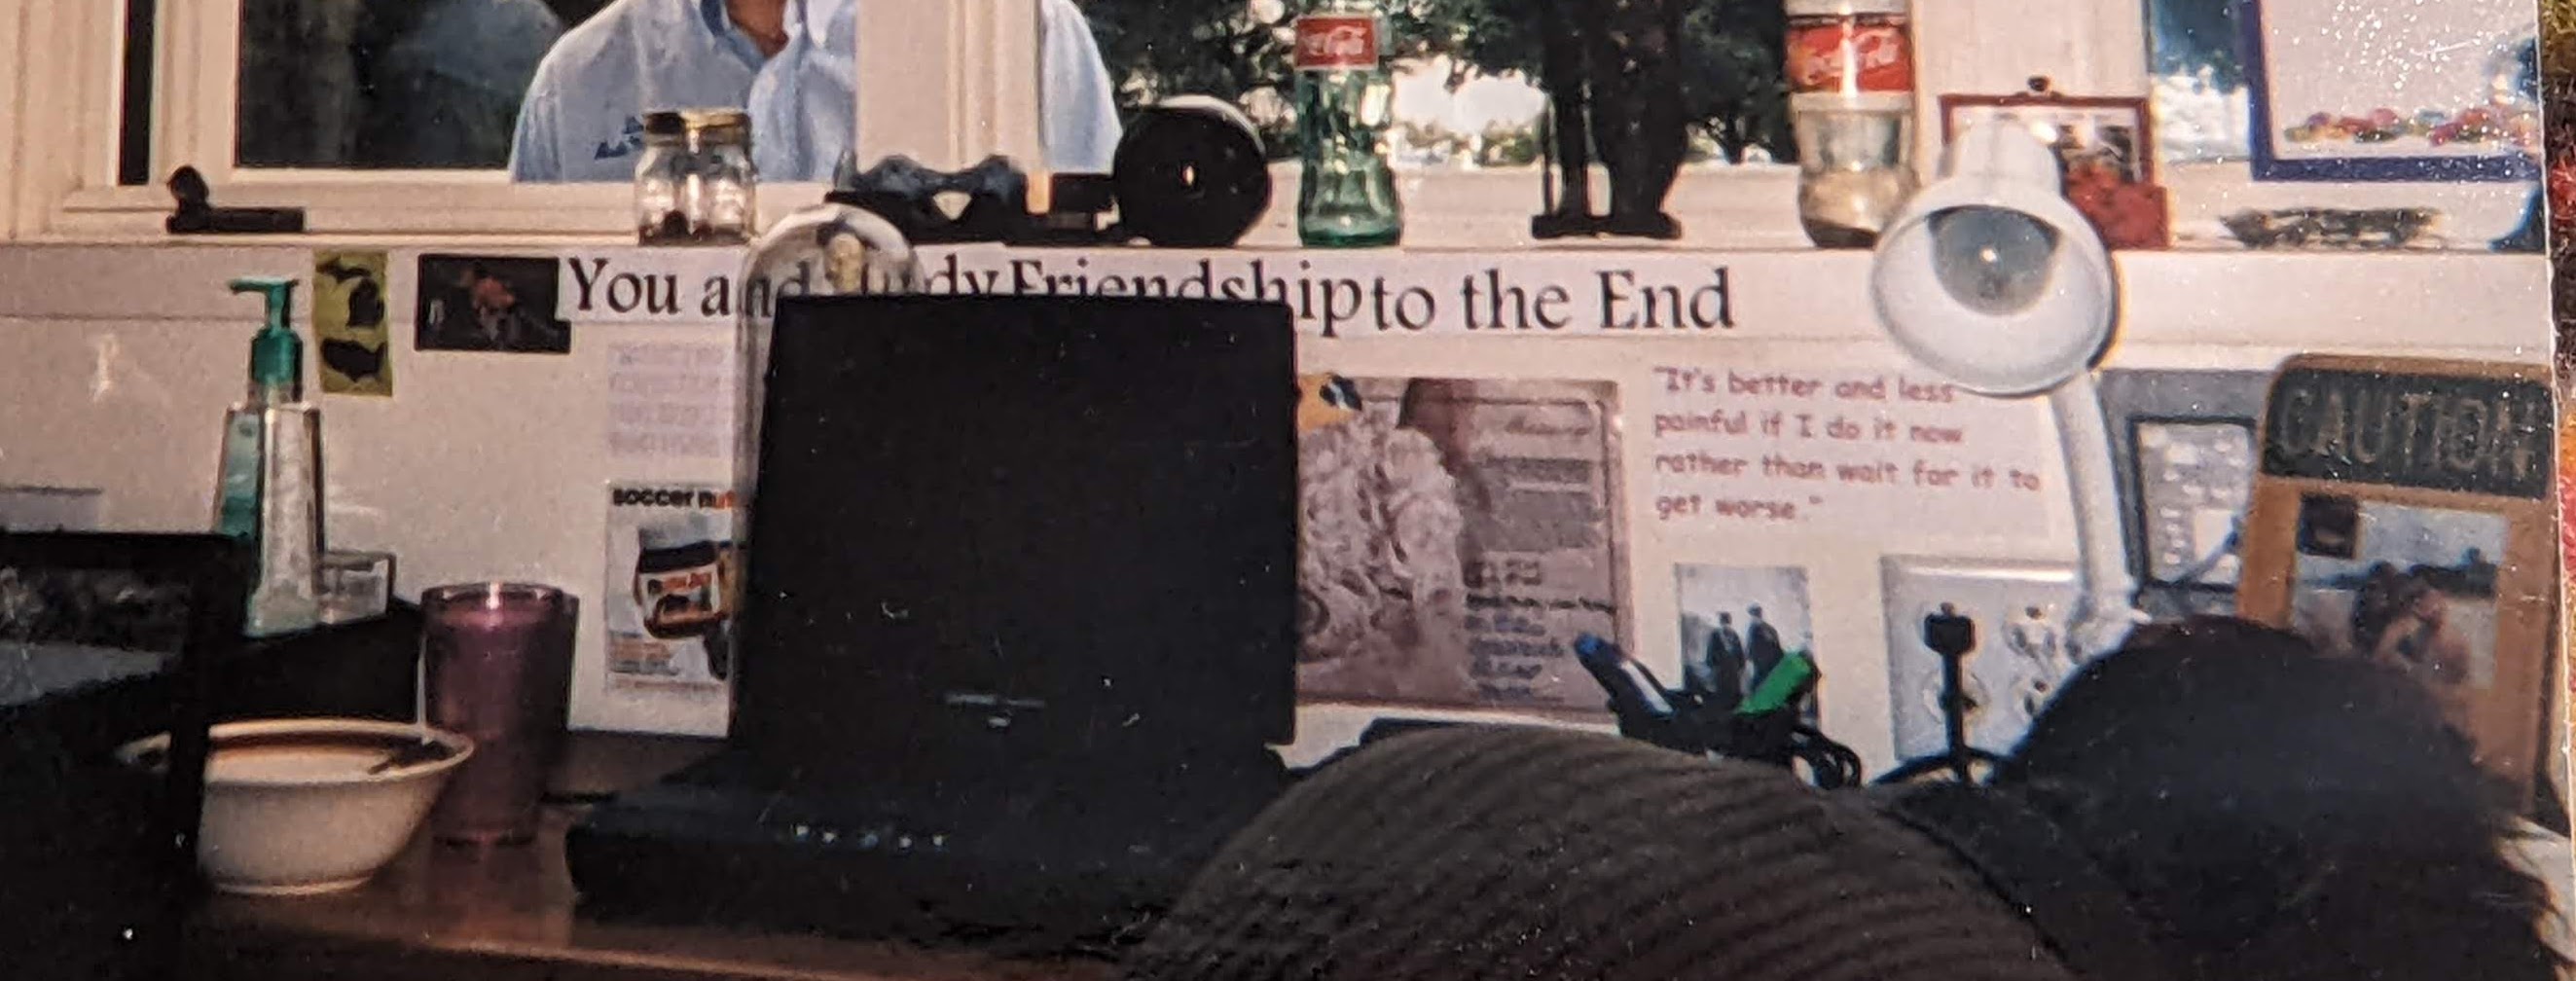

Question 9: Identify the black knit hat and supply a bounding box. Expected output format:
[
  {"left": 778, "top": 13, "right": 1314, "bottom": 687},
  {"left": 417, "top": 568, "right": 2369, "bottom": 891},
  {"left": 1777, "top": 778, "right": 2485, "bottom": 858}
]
[
  {"left": 1124, "top": 726, "right": 2079, "bottom": 981},
  {"left": 1122, "top": 617, "right": 2562, "bottom": 981}
]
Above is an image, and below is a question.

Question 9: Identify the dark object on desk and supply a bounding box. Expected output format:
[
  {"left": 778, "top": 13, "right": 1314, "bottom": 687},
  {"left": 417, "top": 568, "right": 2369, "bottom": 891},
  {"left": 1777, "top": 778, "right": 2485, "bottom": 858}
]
[
  {"left": 188, "top": 769, "right": 1120, "bottom": 981},
  {"left": 164, "top": 165, "right": 307, "bottom": 235},
  {"left": 215, "top": 602, "right": 420, "bottom": 724},
  {"left": 825, "top": 97, "right": 1271, "bottom": 250},
  {"left": 1530, "top": 0, "right": 1688, "bottom": 240},
  {"left": 1126, "top": 618, "right": 2559, "bottom": 981},
  {"left": 2219, "top": 206, "right": 2442, "bottom": 249},
  {"left": 0, "top": 532, "right": 249, "bottom": 981},
  {"left": 829, "top": 155, "right": 1038, "bottom": 245},
  {"left": 1111, "top": 96, "right": 1274, "bottom": 248},
  {"left": 571, "top": 295, "right": 1301, "bottom": 953},
  {"left": 1023, "top": 172, "right": 1124, "bottom": 245},
  {"left": 1572, "top": 633, "right": 1862, "bottom": 787}
]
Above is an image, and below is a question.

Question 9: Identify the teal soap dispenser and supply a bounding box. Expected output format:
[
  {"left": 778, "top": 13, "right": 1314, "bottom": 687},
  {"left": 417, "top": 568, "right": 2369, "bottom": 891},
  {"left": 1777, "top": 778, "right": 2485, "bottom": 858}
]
[{"left": 210, "top": 276, "right": 325, "bottom": 636}]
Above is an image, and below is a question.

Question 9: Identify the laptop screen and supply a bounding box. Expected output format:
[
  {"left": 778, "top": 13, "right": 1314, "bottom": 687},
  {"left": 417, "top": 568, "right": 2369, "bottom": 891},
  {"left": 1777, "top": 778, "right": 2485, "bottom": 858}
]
[{"left": 735, "top": 296, "right": 1299, "bottom": 775}]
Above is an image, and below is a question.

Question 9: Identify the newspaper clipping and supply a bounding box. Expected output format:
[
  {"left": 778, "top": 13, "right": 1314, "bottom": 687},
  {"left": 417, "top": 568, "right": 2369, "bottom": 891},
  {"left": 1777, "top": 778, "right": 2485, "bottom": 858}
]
[{"left": 1296, "top": 376, "right": 1627, "bottom": 713}]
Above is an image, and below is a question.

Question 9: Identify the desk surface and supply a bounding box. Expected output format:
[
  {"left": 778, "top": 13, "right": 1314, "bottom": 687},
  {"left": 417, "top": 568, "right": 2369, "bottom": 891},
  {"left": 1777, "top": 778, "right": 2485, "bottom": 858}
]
[{"left": 188, "top": 733, "right": 1117, "bottom": 981}]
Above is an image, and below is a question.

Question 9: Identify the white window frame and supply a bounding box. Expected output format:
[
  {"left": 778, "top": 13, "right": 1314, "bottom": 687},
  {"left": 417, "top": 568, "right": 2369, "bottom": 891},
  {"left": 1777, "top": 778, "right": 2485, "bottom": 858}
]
[
  {"left": 5, "top": 1, "right": 128, "bottom": 240},
  {"left": 20, "top": 0, "right": 1011, "bottom": 239},
  {"left": 9, "top": 0, "right": 1830, "bottom": 244},
  {"left": 18, "top": 0, "right": 2493, "bottom": 248}
]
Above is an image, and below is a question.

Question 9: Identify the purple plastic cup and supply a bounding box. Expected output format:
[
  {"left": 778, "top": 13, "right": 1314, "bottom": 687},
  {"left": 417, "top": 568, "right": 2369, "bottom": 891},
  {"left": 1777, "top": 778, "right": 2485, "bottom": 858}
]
[{"left": 419, "top": 583, "right": 578, "bottom": 846}]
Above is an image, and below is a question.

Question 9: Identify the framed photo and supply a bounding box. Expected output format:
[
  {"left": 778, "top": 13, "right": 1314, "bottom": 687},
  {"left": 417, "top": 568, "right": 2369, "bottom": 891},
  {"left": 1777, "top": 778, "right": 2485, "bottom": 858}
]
[
  {"left": 1293, "top": 377, "right": 1627, "bottom": 716},
  {"left": 1941, "top": 93, "right": 2156, "bottom": 182},
  {"left": 2097, "top": 368, "right": 2275, "bottom": 620},
  {"left": 414, "top": 254, "right": 572, "bottom": 354},
  {"left": 2127, "top": 418, "right": 2257, "bottom": 588},
  {"left": 1938, "top": 90, "right": 2168, "bottom": 248},
  {"left": 2236, "top": 0, "right": 2540, "bottom": 182},
  {"left": 2238, "top": 355, "right": 2558, "bottom": 818}
]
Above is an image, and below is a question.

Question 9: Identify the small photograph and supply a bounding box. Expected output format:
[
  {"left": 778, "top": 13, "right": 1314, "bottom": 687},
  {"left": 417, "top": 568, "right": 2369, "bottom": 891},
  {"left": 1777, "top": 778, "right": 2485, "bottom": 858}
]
[
  {"left": 1945, "top": 97, "right": 2154, "bottom": 185},
  {"left": 1880, "top": 558, "right": 2083, "bottom": 766},
  {"left": 1295, "top": 376, "right": 1626, "bottom": 714},
  {"left": 2098, "top": 368, "right": 2270, "bottom": 620},
  {"left": 415, "top": 254, "right": 570, "bottom": 354},
  {"left": 1674, "top": 564, "right": 1818, "bottom": 723},
  {"left": 2296, "top": 492, "right": 2362, "bottom": 559},
  {"left": 2131, "top": 420, "right": 2257, "bottom": 590},
  {"left": 312, "top": 249, "right": 393, "bottom": 396},
  {"left": 2289, "top": 495, "right": 2506, "bottom": 709}
]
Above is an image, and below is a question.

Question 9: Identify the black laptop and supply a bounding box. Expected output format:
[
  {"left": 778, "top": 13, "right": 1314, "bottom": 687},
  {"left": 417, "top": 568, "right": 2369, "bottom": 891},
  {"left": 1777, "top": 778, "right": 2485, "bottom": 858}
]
[{"left": 568, "top": 295, "right": 1301, "bottom": 951}]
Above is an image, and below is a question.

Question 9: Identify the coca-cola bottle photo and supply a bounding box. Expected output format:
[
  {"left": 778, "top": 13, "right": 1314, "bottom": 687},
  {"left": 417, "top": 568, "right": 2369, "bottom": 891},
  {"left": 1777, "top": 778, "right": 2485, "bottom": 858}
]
[
  {"left": 1784, "top": 0, "right": 1918, "bottom": 248},
  {"left": 1294, "top": 0, "right": 1404, "bottom": 247}
]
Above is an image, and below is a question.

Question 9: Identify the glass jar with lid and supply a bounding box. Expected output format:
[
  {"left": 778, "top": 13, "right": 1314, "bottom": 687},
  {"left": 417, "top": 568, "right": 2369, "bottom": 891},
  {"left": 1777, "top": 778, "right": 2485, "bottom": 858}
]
[{"left": 635, "top": 109, "right": 757, "bottom": 245}]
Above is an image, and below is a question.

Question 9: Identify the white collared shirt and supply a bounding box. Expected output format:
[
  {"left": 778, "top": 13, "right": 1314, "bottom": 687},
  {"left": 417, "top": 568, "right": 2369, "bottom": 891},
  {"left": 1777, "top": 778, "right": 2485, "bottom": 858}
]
[{"left": 509, "top": 0, "right": 1123, "bottom": 182}]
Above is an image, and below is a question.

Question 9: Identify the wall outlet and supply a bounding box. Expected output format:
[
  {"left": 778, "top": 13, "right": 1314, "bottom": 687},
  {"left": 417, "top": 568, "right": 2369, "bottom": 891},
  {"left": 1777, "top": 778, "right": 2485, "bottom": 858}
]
[{"left": 1880, "top": 556, "right": 2082, "bottom": 764}]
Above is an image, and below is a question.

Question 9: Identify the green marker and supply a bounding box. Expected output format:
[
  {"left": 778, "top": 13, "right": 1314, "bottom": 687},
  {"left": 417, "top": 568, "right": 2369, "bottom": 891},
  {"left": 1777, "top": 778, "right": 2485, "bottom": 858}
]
[{"left": 1739, "top": 649, "right": 1818, "bottom": 716}]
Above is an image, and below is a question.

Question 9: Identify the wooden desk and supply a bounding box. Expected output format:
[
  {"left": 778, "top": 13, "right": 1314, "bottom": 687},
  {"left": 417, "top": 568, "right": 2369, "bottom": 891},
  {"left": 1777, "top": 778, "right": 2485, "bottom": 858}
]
[{"left": 185, "top": 734, "right": 1116, "bottom": 981}]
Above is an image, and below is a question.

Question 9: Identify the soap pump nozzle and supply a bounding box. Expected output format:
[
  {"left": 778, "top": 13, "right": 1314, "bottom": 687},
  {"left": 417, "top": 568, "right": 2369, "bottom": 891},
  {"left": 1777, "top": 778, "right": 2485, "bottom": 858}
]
[{"left": 231, "top": 276, "right": 301, "bottom": 405}]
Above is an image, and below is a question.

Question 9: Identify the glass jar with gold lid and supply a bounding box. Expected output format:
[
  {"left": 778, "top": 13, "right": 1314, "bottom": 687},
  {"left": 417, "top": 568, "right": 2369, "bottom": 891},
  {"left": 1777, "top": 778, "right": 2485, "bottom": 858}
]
[{"left": 635, "top": 109, "right": 756, "bottom": 245}]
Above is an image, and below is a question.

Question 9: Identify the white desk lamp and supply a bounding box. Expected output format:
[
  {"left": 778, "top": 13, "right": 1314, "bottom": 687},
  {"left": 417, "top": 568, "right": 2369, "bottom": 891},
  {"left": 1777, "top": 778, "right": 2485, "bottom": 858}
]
[{"left": 1868, "top": 121, "right": 2150, "bottom": 661}]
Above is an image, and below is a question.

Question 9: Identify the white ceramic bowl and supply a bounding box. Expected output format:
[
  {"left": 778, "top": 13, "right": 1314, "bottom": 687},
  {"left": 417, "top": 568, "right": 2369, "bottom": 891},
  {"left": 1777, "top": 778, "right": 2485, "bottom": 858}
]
[{"left": 118, "top": 717, "right": 474, "bottom": 895}]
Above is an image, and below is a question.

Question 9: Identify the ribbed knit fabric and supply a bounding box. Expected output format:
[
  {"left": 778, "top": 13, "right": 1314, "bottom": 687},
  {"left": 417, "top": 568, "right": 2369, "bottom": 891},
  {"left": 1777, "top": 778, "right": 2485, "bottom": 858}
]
[{"left": 1123, "top": 726, "right": 2079, "bottom": 981}]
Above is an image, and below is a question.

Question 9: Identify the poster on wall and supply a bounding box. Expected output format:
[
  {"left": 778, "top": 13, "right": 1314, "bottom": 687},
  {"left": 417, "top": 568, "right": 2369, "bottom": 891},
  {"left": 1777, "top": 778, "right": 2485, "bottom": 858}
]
[
  {"left": 1294, "top": 376, "right": 1627, "bottom": 713},
  {"left": 1644, "top": 362, "right": 2053, "bottom": 536},
  {"left": 602, "top": 484, "right": 738, "bottom": 696},
  {"left": 605, "top": 341, "right": 736, "bottom": 462},
  {"left": 2238, "top": 355, "right": 2558, "bottom": 809}
]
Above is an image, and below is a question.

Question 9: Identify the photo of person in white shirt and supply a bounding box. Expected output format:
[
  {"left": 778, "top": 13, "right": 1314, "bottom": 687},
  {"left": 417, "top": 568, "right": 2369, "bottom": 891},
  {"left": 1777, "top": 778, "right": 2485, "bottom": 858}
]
[{"left": 508, "top": 0, "right": 1125, "bottom": 182}]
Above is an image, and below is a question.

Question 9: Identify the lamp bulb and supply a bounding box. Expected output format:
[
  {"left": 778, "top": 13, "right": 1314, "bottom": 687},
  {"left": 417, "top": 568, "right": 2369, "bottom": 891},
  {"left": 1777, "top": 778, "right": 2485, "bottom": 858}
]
[{"left": 1928, "top": 205, "right": 2062, "bottom": 317}]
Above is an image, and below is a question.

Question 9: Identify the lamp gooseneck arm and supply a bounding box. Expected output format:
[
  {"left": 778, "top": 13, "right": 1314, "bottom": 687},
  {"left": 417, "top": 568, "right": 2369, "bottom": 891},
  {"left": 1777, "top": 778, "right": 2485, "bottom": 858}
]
[{"left": 2048, "top": 372, "right": 2149, "bottom": 661}]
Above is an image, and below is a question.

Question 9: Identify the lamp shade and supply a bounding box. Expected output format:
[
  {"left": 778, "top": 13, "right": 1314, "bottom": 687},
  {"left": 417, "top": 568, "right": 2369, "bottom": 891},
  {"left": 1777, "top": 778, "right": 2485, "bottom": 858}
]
[{"left": 1869, "top": 122, "right": 2116, "bottom": 397}]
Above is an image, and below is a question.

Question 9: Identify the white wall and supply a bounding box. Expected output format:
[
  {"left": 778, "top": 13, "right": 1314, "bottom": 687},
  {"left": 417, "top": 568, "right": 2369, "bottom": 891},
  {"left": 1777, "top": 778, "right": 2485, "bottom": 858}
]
[{"left": 0, "top": 240, "right": 2549, "bottom": 768}]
